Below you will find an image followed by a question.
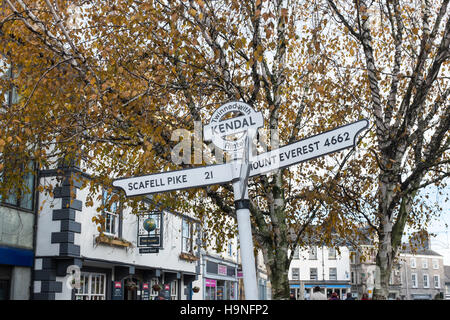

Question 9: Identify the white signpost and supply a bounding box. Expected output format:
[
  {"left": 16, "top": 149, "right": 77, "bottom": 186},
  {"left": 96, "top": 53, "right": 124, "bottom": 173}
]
[{"left": 112, "top": 101, "right": 369, "bottom": 300}]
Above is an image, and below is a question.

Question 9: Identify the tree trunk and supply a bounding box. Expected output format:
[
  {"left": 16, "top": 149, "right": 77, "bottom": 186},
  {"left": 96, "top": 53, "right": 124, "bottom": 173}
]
[
  {"left": 373, "top": 219, "right": 393, "bottom": 300},
  {"left": 261, "top": 239, "right": 291, "bottom": 300}
]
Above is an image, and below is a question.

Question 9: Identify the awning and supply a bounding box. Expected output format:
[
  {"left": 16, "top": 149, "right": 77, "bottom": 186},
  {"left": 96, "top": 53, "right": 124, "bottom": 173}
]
[
  {"left": 0, "top": 246, "right": 33, "bottom": 267},
  {"left": 290, "top": 284, "right": 351, "bottom": 289}
]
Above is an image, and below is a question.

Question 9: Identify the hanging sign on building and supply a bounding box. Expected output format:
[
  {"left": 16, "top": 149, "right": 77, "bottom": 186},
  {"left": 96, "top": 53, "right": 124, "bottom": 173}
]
[
  {"left": 137, "top": 211, "right": 162, "bottom": 253},
  {"left": 112, "top": 281, "right": 123, "bottom": 300}
]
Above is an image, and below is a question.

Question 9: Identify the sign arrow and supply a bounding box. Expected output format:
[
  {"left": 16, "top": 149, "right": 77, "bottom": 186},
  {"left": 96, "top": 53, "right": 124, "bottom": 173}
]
[
  {"left": 248, "top": 119, "right": 369, "bottom": 177},
  {"left": 112, "top": 162, "right": 238, "bottom": 197}
]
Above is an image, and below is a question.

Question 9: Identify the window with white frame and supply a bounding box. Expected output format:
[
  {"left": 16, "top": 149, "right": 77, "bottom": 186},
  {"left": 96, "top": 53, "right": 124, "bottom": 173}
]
[
  {"left": 434, "top": 275, "right": 440, "bottom": 288},
  {"left": 227, "top": 242, "right": 233, "bottom": 257},
  {"left": 309, "top": 247, "right": 317, "bottom": 260},
  {"left": 328, "top": 248, "right": 336, "bottom": 260},
  {"left": 102, "top": 189, "right": 119, "bottom": 236},
  {"left": 432, "top": 259, "right": 439, "bottom": 269},
  {"left": 410, "top": 258, "right": 416, "bottom": 268},
  {"left": 293, "top": 246, "right": 299, "bottom": 259},
  {"left": 411, "top": 273, "right": 418, "bottom": 288},
  {"left": 171, "top": 280, "right": 178, "bottom": 300},
  {"left": 182, "top": 218, "right": 194, "bottom": 254},
  {"left": 310, "top": 268, "right": 318, "bottom": 280},
  {"left": 0, "top": 160, "right": 35, "bottom": 211},
  {"left": 350, "top": 252, "right": 356, "bottom": 264},
  {"left": 423, "top": 274, "right": 429, "bottom": 288},
  {"left": 75, "top": 273, "right": 106, "bottom": 300},
  {"left": 329, "top": 268, "right": 337, "bottom": 280},
  {"left": 422, "top": 258, "right": 428, "bottom": 269},
  {"left": 292, "top": 268, "right": 299, "bottom": 280}
]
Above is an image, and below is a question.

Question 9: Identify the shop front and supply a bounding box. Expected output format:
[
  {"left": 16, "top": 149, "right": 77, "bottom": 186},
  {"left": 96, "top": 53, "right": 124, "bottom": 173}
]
[
  {"left": 203, "top": 258, "right": 238, "bottom": 300},
  {"left": 290, "top": 283, "right": 351, "bottom": 300}
]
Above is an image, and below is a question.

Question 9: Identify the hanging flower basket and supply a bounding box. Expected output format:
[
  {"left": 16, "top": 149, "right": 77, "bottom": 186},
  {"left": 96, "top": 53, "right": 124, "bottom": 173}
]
[
  {"left": 95, "top": 235, "right": 133, "bottom": 248},
  {"left": 179, "top": 252, "right": 199, "bottom": 262},
  {"left": 152, "top": 284, "right": 161, "bottom": 292},
  {"left": 192, "top": 286, "right": 200, "bottom": 293},
  {"left": 126, "top": 280, "right": 138, "bottom": 291}
]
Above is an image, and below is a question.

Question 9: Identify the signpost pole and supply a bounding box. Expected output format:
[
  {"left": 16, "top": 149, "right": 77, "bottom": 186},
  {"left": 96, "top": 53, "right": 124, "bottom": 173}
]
[
  {"left": 233, "top": 182, "right": 258, "bottom": 300},
  {"left": 232, "top": 133, "right": 258, "bottom": 300}
]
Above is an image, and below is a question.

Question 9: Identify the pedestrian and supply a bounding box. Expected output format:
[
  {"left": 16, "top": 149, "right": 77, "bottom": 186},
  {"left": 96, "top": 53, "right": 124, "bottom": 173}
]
[
  {"left": 329, "top": 292, "right": 340, "bottom": 300},
  {"left": 290, "top": 292, "right": 296, "bottom": 300},
  {"left": 310, "top": 286, "right": 327, "bottom": 300},
  {"left": 361, "top": 293, "right": 370, "bottom": 300},
  {"left": 345, "top": 292, "right": 355, "bottom": 300}
]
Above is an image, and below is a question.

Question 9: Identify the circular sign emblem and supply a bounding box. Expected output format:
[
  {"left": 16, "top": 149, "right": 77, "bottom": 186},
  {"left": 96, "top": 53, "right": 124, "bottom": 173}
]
[
  {"left": 143, "top": 218, "right": 157, "bottom": 232},
  {"left": 203, "top": 101, "right": 263, "bottom": 152}
]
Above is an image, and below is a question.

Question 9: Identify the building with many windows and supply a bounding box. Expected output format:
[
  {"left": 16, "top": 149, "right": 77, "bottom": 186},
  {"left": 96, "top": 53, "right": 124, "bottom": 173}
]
[
  {"left": 444, "top": 265, "right": 450, "bottom": 300},
  {"left": 0, "top": 63, "right": 36, "bottom": 300},
  {"left": 0, "top": 163, "right": 36, "bottom": 300},
  {"left": 289, "top": 245, "right": 351, "bottom": 299},
  {"left": 32, "top": 162, "right": 202, "bottom": 300},
  {"left": 398, "top": 247, "right": 445, "bottom": 300}
]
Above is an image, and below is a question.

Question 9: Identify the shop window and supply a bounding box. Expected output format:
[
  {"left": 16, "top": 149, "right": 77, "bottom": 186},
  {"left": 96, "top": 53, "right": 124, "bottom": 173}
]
[
  {"left": 75, "top": 273, "right": 106, "bottom": 300},
  {"left": 171, "top": 280, "right": 178, "bottom": 300},
  {"left": 205, "top": 280, "right": 216, "bottom": 300}
]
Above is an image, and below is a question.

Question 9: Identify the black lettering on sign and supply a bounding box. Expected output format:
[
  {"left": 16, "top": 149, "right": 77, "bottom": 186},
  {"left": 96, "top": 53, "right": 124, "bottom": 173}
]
[
  {"left": 204, "top": 171, "right": 214, "bottom": 180},
  {"left": 167, "top": 174, "right": 188, "bottom": 185},
  {"left": 324, "top": 132, "right": 349, "bottom": 147}
]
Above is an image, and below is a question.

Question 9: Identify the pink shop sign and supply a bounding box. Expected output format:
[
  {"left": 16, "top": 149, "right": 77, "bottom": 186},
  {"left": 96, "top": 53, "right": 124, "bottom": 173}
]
[
  {"left": 205, "top": 279, "right": 216, "bottom": 287},
  {"left": 218, "top": 265, "right": 227, "bottom": 276}
]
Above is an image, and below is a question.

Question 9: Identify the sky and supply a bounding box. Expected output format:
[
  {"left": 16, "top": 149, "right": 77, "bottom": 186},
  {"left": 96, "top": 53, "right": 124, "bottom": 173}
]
[{"left": 411, "top": 184, "right": 450, "bottom": 265}]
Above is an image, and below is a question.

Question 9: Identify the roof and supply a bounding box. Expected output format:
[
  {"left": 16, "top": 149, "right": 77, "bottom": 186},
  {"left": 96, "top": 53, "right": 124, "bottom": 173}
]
[{"left": 400, "top": 247, "right": 443, "bottom": 257}]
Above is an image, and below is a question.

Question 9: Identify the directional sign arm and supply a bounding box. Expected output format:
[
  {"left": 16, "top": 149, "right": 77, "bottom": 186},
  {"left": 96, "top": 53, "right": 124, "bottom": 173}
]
[
  {"left": 248, "top": 119, "right": 369, "bottom": 177},
  {"left": 113, "top": 163, "right": 237, "bottom": 197}
]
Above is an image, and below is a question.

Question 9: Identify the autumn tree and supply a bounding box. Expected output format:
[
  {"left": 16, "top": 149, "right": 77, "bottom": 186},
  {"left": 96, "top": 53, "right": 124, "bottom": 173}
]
[
  {"left": 318, "top": 0, "right": 450, "bottom": 299},
  {"left": 4, "top": 0, "right": 446, "bottom": 301}
]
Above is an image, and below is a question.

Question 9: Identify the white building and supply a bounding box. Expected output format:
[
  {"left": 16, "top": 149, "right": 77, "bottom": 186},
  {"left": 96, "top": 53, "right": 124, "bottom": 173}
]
[
  {"left": 33, "top": 163, "right": 202, "bottom": 300},
  {"left": 289, "top": 246, "right": 351, "bottom": 299},
  {"left": 32, "top": 161, "right": 270, "bottom": 300}
]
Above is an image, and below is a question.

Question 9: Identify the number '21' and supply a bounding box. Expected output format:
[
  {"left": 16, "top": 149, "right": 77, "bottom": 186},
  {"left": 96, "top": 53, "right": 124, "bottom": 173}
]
[{"left": 205, "top": 171, "right": 214, "bottom": 179}]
